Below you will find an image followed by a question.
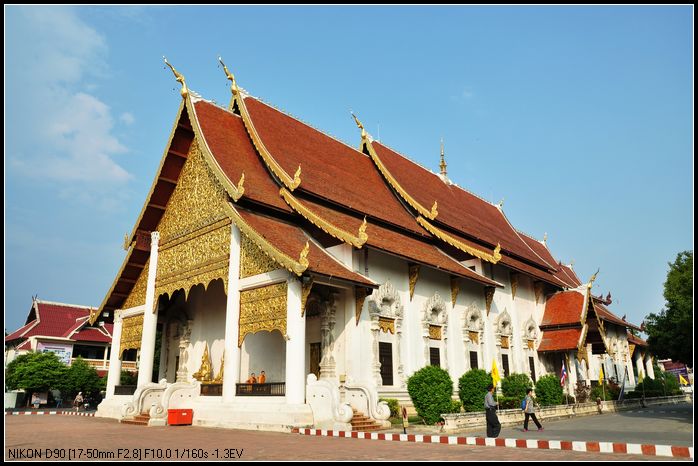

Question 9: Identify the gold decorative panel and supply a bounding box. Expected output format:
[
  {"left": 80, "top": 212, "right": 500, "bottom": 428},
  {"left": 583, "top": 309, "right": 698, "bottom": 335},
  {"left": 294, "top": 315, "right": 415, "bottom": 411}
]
[
  {"left": 240, "top": 235, "right": 280, "bottom": 279},
  {"left": 355, "top": 287, "right": 367, "bottom": 325},
  {"left": 123, "top": 259, "right": 149, "bottom": 309},
  {"left": 469, "top": 331, "right": 479, "bottom": 344},
  {"left": 527, "top": 340, "right": 535, "bottom": 350},
  {"left": 239, "top": 282, "right": 287, "bottom": 346},
  {"left": 429, "top": 324, "right": 442, "bottom": 340},
  {"left": 408, "top": 263, "right": 420, "bottom": 301},
  {"left": 484, "top": 287, "right": 495, "bottom": 316},
  {"left": 120, "top": 314, "right": 144, "bottom": 352},
  {"left": 450, "top": 276, "right": 460, "bottom": 307},
  {"left": 301, "top": 278, "right": 314, "bottom": 317},
  {"left": 628, "top": 343, "right": 636, "bottom": 358},
  {"left": 157, "top": 140, "right": 229, "bottom": 244},
  {"left": 156, "top": 218, "right": 231, "bottom": 299},
  {"left": 378, "top": 317, "right": 395, "bottom": 334},
  {"left": 501, "top": 336, "right": 509, "bottom": 349}
]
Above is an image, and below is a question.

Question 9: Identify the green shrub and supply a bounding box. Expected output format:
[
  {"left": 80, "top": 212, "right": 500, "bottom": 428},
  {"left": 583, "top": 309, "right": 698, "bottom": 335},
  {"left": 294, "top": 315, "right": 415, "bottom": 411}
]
[
  {"left": 379, "top": 398, "right": 400, "bottom": 418},
  {"left": 501, "top": 373, "right": 533, "bottom": 400},
  {"left": 534, "top": 374, "right": 564, "bottom": 406},
  {"left": 458, "top": 369, "right": 492, "bottom": 412},
  {"left": 407, "top": 365, "right": 454, "bottom": 425},
  {"left": 498, "top": 396, "right": 520, "bottom": 410},
  {"left": 450, "top": 399, "right": 462, "bottom": 413},
  {"left": 591, "top": 383, "right": 615, "bottom": 401}
]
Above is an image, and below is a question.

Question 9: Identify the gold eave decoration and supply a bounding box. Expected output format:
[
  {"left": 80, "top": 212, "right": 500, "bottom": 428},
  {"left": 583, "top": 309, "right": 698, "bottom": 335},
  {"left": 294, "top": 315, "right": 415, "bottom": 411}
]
[
  {"left": 164, "top": 57, "right": 189, "bottom": 99},
  {"left": 279, "top": 187, "right": 368, "bottom": 248},
  {"left": 219, "top": 57, "right": 301, "bottom": 192},
  {"left": 510, "top": 272, "right": 519, "bottom": 299},
  {"left": 416, "top": 216, "right": 502, "bottom": 264},
  {"left": 408, "top": 263, "right": 420, "bottom": 301},
  {"left": 224, "top": 202, "right": 309, "bottom": 276},
  {"left": 484, "top": 286, "right": 495, "bottom": 316},
  {"left": 120, "top": 314, "right": 144, "bottom": 352},
  {"left": 352, "top": 113, "right": 437, "bottom": 220},
  {"left": 355, "top": 286, "right": 368, "bottom": 325},
  {"left": 450, "top": 276, "right": 460, "bottom": 307},
  {"left": 301, "top": 277, "right": 314, "bottom": 317}
]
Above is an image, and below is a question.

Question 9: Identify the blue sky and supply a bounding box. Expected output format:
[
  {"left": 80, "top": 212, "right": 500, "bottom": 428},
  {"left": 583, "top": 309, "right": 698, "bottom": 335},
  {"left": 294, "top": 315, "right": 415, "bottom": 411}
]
[{"left": 5, "top": 6, "right": 693, "bottom": 333}]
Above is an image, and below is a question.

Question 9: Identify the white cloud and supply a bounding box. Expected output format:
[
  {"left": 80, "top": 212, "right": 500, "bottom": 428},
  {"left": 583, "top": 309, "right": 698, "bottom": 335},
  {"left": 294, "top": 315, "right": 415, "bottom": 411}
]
[
  {"left": 120, "top": 112, "right": 135, "bottom": 125},
  {"left": 7, "top": 7, "right": 132, "bottom": 203},
  {"left": 462, "top": 88, "right": 474, "bottom": 99}
]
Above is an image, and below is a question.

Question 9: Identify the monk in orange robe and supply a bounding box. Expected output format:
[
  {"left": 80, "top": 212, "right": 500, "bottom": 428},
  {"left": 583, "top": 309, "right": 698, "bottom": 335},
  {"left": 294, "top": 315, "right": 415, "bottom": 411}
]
[{"left": 258, "top": 371, "right": 266, "bottom": 384}]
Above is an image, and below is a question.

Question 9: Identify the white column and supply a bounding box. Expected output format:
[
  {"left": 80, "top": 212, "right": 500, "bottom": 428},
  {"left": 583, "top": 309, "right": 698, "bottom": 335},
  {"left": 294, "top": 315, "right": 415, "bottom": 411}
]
[
  {"left": 285, "top": 277, "right": 306, "bottom": 404},
  {"left": 102, "top": 343, "right": 109, "bottom": 369},
  {"left": 222, "top": 224, "right": 242, "bottom": 402},
  {"left": 646, "top": 356, "right": 655, "bottom": 379},
  {"left": 106, "top": 311, "right": 123, "bottom": 398},
  {"left": 137, "top": 231, "right": 161, "bottom": 387},
  {"left": 566, "top": 351, "right": 577, "bottom": 396}
]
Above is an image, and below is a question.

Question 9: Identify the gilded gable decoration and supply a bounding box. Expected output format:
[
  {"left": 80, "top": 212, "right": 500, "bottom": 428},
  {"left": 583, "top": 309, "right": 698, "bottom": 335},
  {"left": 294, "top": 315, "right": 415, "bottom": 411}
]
[
  {"left": 484, "top": 286, "right": 495, "bottom": 315},
  {"left": 355, "top": 286, "right": 368, "bottom": 325},
  {"left": 240, "top": 235, "right": 279, "bottom": 278},
  {"left": 450, "top": 276, "right": 460, "bottom": 307},
  {"left": 122, "top": 259, "right": 149, "bottom": 310},
  {"left": 301, "top": 277, "right": 314, "bottom": 317},
  {"left": 120, "top": 314, "right": 144, "bottom": 352},
  {"left": 238, "top": 282, "right": 288, "bottom": 347},
  {"left": 416, "top": 216, "right": 502, "bottom": 264}
]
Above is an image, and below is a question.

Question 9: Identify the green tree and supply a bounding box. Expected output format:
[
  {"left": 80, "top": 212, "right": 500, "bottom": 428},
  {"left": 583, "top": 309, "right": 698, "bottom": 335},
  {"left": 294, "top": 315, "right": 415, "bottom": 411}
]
[
  {"left": 61, "top": 357, "right": 102, "bottom": 399},
  {"left": 501, "top": 373, "right": 533, "bottom": 400},
  {"left": 534, "top": 374, "right": 564, "bottom": 406},
  {"left": 644, "top": 251, "right": 693, "bottom": 366},
  {"left": 5, "top": 351, "right": 68, "bottom": 394},
  {"left": 458, "top": 369, "right": 492, "bottom": 412}
]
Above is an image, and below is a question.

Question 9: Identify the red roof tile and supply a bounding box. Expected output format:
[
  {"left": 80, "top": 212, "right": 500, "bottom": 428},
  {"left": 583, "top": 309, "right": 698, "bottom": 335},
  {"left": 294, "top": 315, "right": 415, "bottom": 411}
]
[
  {"left": 627, "top": 332, "right": 648, "bottom": 347},
  {"left": 540, "top": 290, "right": 586, "bottom": 327},
  {"left": 371, "top": 142, "right": 555, "bottom": 269},
  {"left": 538, "top": 328, "right": 582, "bottom": 352},
  {"left": 72, "top": 326, "right": 113, "bottom": 343},
  {"left": 557, "top": 264, "right": 582, "bottom": 288},
  {"left": 243, "top": 97, "right": 424, "bottom": 235},
  {"left": 236, "top": 208, "right": 376, "bottom": 287},
  {"left": 5, "top": 321, "right": 39, "bottom": 342},
  {"left": 593, "top": 303, "right": 640, "bottom": 331},
  {"left": 192, "top": 101, "right": 291, "bottom": 212},
  {"left": 293, "top": 197, "right": 500, "bottom": 286}
]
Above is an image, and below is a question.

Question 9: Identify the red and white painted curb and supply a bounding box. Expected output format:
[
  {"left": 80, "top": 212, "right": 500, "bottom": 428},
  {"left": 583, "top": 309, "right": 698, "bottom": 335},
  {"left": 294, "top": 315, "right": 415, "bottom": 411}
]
[
  {"left": 5, "top": 411, "right": 95, "bottom": 417},
  {"left": 293, "top": 428, "right": 693, "bottom": 459}
]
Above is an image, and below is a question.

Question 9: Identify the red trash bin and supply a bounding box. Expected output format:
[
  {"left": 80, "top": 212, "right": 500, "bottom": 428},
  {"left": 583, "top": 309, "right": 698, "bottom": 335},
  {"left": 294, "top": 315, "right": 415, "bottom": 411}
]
[{"left": 168, "top": 409, "right": 193, "bottom": 426}]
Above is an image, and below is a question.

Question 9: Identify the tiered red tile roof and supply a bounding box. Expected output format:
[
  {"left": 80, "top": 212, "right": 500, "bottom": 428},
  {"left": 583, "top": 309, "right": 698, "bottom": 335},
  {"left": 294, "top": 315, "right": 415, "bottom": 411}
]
[
  {"left": 627, "top": 332, "right": 648, "bottom": 347},
  {"left": 540, "top": 290, "right": 586, "bottom": 327},
  {"left": 538, "top": 328, "right": 583, "bottom": 352}
]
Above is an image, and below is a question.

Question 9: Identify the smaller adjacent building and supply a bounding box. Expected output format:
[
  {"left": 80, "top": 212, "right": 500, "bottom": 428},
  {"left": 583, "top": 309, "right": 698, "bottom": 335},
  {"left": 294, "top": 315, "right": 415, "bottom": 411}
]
[{"left": 4, "top": 298, "right": 134, "bottom": 375}]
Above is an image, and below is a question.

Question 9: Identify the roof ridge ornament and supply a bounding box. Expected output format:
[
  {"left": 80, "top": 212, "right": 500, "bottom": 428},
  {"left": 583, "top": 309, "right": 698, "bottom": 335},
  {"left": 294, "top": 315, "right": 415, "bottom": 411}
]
[
  {"left": 163, "top": 57, "right": 188, "bottom": 99},
  {"left": 587, "top": 268, "right": 600, "bottom": 289},
  {"left": 543, "top": 232, "right": 548, "bottom": 244},
  {"left": 218, "top": 56, "right": 238, "bottom": 97},
  {"left": 439, "top": 138, "right": 447, "bottom": 178},
  {"left": 358, "top": 216, "right": 368, "bottom": 244},
  {"left": 430, "top": 200, "right": 438, "bottom": 218},
  {"left": 351, "top": 112, "right": 367, "bottom": 140}
]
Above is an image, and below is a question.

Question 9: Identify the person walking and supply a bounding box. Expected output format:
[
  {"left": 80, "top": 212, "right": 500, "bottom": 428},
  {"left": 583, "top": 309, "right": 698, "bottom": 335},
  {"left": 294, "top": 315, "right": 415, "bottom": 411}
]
[
  {"left": 73, "top": 392, "right": 84, "bottom": 412},
  {"left": 484, "top": 383, "right": 501, "bottom": 438},
  {"left": 523, "top": 388, "right": 543, "bottom": 432}
]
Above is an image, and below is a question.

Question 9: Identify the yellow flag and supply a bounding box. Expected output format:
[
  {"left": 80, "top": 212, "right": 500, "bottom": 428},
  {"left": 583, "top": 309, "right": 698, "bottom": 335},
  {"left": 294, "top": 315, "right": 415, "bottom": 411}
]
[
  {"left": 638, "top": 370, "right": 644, "bottom": 384},
  {"left": 491, "top": 359, "right": 501, "bottom": 386},
  {"left": 598, "top": 365, "right": 604, "bottom": 385},
  {"left": 679, "top": 374, "right": 689, "bottom": 386}
]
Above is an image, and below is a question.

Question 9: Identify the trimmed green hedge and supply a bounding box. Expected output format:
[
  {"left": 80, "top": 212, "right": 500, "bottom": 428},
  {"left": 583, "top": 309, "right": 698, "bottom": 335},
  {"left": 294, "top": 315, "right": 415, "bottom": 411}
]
[
  {"left": 534, "top": 374, "right": 564, "bottom": 406},
  {"left": 407, "top": 366, "right": 454, "bottom": 424},
  {"left": 501, "top": 373, "right": 533, "bottom": 400},
  {"left": 458, "top": 369, "right": 492, "bottom": 412}
]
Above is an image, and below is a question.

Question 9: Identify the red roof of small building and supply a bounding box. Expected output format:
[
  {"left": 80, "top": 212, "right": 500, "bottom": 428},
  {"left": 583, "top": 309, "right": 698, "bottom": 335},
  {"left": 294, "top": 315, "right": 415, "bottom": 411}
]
[
  {"left": 540, "top": 290, "right": 586, "bottom": 327},
  {"left": 71, "top": 325, "right": 113, "bottom": 343},
  {"left": 627, "top": 332, "right": 648, "bottom": 347},
  {"left": 538, "top": 328, "right": 582, "bottom": 352}
]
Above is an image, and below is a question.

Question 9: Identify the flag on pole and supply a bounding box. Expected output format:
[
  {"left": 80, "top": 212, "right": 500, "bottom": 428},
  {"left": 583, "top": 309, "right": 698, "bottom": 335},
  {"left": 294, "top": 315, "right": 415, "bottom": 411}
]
[
  {"left": 679, "top": 374, "right": 689, "bottom": 386},
  {"left": 560, "top": 360, "right": 567, "bottom": 387},
  {"left": 637, "top": 370, "right": 644, "bottom": 384},
  {"left": 491, "top": 359, "right": 501, "bottom": 386},
  {"left": 598, "top": 364, "right": 604, "bottom": 385}
]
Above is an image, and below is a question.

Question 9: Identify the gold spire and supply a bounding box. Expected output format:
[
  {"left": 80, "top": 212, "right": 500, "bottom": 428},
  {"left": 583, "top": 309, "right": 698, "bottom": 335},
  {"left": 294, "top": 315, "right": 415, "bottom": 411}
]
[
  {"left": 351, "top": 112, "right": 367, "bottom": 139},
  {"left": 163, "top": 57, "right": 188, "bottom": 99},
  {"left": 543, "top": 232, "right": 548, "bottom": 244},
  {"left": 218, "top": 56, "right": 238, "bottom": 96},
  {"left": 587, "top": 268, "right": 600, "bottom": 289},
  {"left": 439, "top": 138, "right": 447, "bottom": 177}
]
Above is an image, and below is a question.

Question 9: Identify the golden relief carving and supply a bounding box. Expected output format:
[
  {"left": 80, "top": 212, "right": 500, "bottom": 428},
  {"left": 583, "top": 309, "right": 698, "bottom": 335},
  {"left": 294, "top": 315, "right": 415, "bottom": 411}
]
[
  {"left": 429, "top": 324, "right": 442, "bottom": 340},
  {"left": 240, "top": 235, "right": 279, "bottom": 278},
  {"left": 156, "top": 220, "right": 231, "bottom": 300},
  {"left": 120, "top": 314, "right": 144, "bottom": 352},
  {"left": 510, "top": 273, "right": 519, "bottom": 299},
  {"left": 500, "top": 336, "right": 509, "bottom": 349},
  {"left": 218, "top": 58, "right": 301, "bottom": 192},
  {"left": 301, "top": 277, "right": 314, "bottom": 317},
  {"left": 469, "top": 331, "right": 479, "bottom": 344},
  {"left": 527, "top": 340, "right": 535, "bottom": 350},
  {"left": 225, "top": 203, "right": 308, "bottom": 277},
  {"left": 379, "top": 317, "right": 395, "bottom": 334},
  {"left": 408, "top": 263, "right": 420, "bottom": 301},
  {"left": 279, "top": 187, "right": 368, "bottom": 248},
  {"left": 534, "top": 281, "right": 544, "bottom": 304},
  {"left": 484, "top": 287, "right": 495, "bottom": 316},
  {"left": 239, "top": 282, "right": 288, "bottom": 347},
  {"left": 213, "top": 353, "right": 224, "bottom": 384},
  {"left": 628, "top": 343, "right": 636, "bottom": 358},
  {"left": 450, "top": 276, "right": 460, "bottom": 307},
  {"left": 416, "top": 216, "right": 502, "bottom": 264},
  {"left": 355, "top": 286, "right": 367, "bottom": 325},
  {"left": 157, "top": 140, "right": 229, "bottom": 244},
  {"left": 122, "top": 260, "right": 149, "bottom": 309},
  {"left": 193, "top": 342, "right": 213, "bottom": 382}
]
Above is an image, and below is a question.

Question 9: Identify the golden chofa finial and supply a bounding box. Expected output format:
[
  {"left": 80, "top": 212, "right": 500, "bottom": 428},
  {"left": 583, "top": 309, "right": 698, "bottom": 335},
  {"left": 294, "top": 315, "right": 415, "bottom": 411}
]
[
  {"left": 163, "top": 57, "right": 188, "bottom": 99},
  {"left": 357, "top": 216, "right": 368, "bottom": 246},
  {"left": 439, "top": 138, "right": 447, "bottom": 177},
  {"left": 493, "top": 243, "right": 502, "bottom": 262},
  {"left": 218, "top": 56, "right": 238, "bottom": 96},
  {"left": 122, "top": 234, "right": 131, "bottom": 251},
  {"left": 587, "top": 268, "right": 600, "bottom": 289},
  {"left": 351, "top": 112, "right": 367, "bottom": 139}
]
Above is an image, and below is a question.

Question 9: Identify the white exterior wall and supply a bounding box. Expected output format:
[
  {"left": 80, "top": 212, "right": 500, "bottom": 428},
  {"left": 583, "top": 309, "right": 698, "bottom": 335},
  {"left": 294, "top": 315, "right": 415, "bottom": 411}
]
[{"left": 185, "top": 281, "right": 227, "bottom": 381}]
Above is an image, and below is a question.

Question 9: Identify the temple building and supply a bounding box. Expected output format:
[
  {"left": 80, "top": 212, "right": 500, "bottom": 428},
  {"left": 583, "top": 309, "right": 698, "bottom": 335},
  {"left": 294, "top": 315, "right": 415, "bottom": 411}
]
[{"left": 94, "top": 59, "right": 648, "bottom": 429}]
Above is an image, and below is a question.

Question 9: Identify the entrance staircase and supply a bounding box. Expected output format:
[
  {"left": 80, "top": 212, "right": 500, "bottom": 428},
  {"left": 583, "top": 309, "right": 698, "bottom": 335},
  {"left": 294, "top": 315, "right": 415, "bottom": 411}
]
[
  {"left": 121, "top": 413, "right": 150, "bottom": 426},
  {"left": 350, "top": 408, "right": 383, "bottom": 432}
]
